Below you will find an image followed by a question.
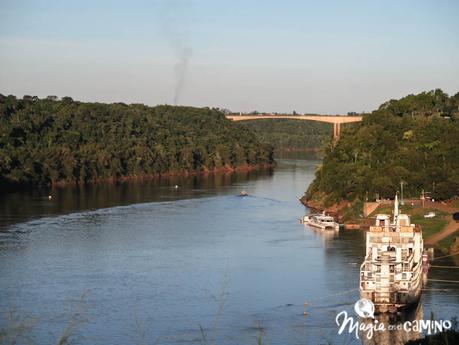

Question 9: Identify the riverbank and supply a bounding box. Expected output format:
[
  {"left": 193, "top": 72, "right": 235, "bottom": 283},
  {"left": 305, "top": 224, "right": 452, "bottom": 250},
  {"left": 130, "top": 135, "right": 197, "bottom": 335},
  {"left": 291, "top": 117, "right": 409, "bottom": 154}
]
[
  {"left": 301, "top": 196, "right": 459, "bottom": 257},
  {"left": 1, "top": 163, "right": 275, "bottom": 191},
  {"left": 300, "top": 194, "right": 364, "bottom": 223},
  {"left": 53, "top": 163, "right": 275, "bottom": 187},
  {"left": 369, "top": 200, "right": 459, "bottom": 255}
]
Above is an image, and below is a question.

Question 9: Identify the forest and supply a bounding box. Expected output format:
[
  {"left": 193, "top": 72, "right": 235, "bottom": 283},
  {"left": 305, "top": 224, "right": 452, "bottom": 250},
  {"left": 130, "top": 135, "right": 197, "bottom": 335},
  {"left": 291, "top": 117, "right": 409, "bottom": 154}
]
[
  {"left": 0, "top": 95, "right": 274, "bottom": 187},
  {"left": 304, "top": 89, "right": 459, "bottom": 206},
  {"left": 241, "top": 119, "right": 329, "bottom": 151}
]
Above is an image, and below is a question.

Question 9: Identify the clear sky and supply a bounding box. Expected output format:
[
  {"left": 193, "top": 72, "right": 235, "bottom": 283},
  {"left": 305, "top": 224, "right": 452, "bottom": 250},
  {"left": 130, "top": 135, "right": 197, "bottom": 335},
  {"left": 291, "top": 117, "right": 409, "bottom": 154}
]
[{"left": 1, "top": 0, "right": 458, "bottom": 113}]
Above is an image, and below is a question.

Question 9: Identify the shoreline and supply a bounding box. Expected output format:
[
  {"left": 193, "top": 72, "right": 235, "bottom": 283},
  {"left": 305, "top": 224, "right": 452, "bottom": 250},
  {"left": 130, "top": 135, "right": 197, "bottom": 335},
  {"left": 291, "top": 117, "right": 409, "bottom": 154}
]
[
  {"left": 300, "top": 196, "right": 350, "bottom": 219},
  {"left": 1, "top": 163, "right": 275, "bottom": 191},
  {"left": 301, "top": 194, "right": 459, "bottom": 259},
  {"left": 57, "top": 163, "right": 275, "bottom": 187}
]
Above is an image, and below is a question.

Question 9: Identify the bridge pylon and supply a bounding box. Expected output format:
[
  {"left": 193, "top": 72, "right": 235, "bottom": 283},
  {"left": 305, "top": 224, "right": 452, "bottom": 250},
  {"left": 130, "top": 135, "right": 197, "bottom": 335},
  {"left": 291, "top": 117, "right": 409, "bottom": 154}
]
[{"left": 333, "top": 123, "right": 341, "bottom": 139}]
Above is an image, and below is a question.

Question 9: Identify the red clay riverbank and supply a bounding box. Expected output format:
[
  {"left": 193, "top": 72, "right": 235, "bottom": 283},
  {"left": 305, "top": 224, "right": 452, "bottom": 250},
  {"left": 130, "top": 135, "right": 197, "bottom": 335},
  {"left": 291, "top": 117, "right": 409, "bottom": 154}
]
[
  {"left": 50, "top": 163, "right": 275, "bottom": 188},
  {"left": 300, "top": 197, "right": 350, "bottom": 219}
]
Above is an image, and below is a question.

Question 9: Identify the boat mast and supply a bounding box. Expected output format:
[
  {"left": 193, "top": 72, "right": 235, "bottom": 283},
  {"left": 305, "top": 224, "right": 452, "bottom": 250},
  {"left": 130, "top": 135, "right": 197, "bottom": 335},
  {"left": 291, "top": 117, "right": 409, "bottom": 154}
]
[{"left": 393, "top": 194, "right": 399, "bottom": 227}]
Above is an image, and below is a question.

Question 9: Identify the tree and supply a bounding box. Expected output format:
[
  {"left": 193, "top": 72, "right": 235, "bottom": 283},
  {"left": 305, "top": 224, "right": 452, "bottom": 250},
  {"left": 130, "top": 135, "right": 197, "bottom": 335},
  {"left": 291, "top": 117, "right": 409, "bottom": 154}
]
[
  {"left": 0, "top": 97, "right": 274, "bottom": 188},
  {"left": 304, "top": 89, "right": 459, "bottom": 203}
]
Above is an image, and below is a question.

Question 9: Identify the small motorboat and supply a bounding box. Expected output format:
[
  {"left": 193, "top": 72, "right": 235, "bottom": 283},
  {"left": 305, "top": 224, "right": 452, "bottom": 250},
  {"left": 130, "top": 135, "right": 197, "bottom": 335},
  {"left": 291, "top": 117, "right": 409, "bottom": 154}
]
[{"left": 239, "top": 190, "right": 249, "bottom": 197}]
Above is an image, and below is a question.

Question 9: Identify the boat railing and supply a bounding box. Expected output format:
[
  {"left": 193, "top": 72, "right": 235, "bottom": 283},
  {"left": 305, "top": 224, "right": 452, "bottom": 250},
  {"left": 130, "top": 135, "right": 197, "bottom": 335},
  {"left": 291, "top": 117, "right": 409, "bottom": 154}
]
[
  {"left": 375, "top": 255, "right": 396, "bottom": 262},
  {"left": 408, "top": 261, "right": 422, "bottom": 282},
  {"left": 361, "top": 260, "right": 419, "bottom": 282},
  {"left": 400, "top": 226, "right": 415, "bottom": 233},
  {"left": 369, "top": 226, "right": 384, "bottom": 232},
  {"left": 400, "top": 270, "right": 422, "bottom": 292},
  {"left": 370, "top": 224, "right": 422, "bottom": 234},
  {"left": 360, "top": 260, "right": 370, "bottom": 272},
  {"left": 401, "top": 254, "right": 415, "bottom": 271},
  {"left": 368, "top": 234, "right": 414, "bottom": 244}
]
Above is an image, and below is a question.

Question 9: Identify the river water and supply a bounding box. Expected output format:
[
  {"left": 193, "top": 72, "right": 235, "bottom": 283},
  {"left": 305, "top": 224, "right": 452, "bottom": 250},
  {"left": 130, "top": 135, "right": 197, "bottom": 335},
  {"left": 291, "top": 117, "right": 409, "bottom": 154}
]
[{"left": 1, "top": 155, "right": 458, "bottom": 345}]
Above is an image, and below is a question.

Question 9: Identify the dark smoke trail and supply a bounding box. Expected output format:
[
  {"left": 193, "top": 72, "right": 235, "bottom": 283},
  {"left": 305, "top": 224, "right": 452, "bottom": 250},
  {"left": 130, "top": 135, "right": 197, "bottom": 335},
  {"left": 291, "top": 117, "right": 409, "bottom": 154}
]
[
  {"left": 173, "top": 47, "right": 192, "bottom": 105},
  {"left": 159, "top": 1, "right": 193, "bottom": 105}
]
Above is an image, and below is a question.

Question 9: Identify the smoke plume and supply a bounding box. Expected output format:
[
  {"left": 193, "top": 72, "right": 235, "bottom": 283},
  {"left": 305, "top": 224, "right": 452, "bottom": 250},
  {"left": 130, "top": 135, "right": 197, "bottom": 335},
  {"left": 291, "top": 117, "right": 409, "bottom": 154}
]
[
  {"left": 160, "top": 1, "right": 193, "bottom": 105},
  {"left": 173, "top": 47, "right": 192, "bottom": 105}
]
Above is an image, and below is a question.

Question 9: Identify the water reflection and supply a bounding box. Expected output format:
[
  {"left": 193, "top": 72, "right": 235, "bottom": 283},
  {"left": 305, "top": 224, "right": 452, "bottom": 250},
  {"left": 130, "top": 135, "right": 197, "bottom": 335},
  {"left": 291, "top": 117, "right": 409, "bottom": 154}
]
[
  {"left": 0, "top": 168, "right": 274, "bottom": 230},
  {"left": 302, "top": 224, "right": 338, "bottom": 248},
  {"left": 360, "top": 305, "right": 423, "bottom": 345}
]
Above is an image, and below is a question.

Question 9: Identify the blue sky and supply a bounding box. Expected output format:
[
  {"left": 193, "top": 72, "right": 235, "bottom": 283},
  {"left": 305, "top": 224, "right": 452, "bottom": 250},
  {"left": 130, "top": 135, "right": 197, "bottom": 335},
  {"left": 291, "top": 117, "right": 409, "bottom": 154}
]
[{"left": 1, "top": 0, "right": 458, "bottom": 113}]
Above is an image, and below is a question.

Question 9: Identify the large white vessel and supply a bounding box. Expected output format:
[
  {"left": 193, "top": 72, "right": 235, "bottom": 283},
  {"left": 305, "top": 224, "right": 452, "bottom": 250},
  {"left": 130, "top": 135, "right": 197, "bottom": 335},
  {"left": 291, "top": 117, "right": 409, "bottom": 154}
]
[
  {"left": 359, "top": 196, "right": 427, "bottom": 313},
  {"left": 301, "top": 213, "right": 339, "bottom": 231}
]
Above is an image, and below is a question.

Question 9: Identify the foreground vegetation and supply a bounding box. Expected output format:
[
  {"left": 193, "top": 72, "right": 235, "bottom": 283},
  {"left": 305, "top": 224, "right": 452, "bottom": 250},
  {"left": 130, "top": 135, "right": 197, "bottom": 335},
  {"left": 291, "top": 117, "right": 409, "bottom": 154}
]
[
  {"left": 304, "top": 89, "right": 459, "bottom": 207},
  {"left": 406, "top": 329, "right": 459, "bottom": 345},
  {"left": 0, "top": 95, "right": 274, "bottom": 187}
]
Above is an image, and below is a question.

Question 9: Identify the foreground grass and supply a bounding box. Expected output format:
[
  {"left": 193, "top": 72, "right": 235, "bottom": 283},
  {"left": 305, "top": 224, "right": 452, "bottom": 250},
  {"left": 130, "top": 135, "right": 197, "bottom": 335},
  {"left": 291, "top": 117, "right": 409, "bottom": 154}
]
[
  {"left": 0, "top": 294, "right": 88, "bottom": 345},
  {"left": 438, "top": 231, "right": 459, "bottom": 252},
  {"left": 406, "top": 330, "right": 459, "bottom": 345},
  {"left": 411, "top": 214, "right": 448, "bottom": 238}
]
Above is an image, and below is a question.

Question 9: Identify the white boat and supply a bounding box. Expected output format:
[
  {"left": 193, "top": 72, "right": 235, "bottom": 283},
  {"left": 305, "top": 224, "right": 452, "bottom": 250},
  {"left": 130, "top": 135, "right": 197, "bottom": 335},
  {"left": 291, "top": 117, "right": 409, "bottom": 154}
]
[
  {"left": 359, "top": 195, "right": 428, "bottom": 313},
  {"left": 301, "top": 212, "right": 339, "bottom": 231}
]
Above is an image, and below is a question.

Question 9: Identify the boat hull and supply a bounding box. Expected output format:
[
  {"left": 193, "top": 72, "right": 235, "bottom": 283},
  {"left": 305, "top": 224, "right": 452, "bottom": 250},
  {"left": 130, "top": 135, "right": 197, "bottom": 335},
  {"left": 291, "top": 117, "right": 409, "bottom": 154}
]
[
  {"left": 360, "top": 269, "right": 424, "bottom": 314},
  {"left": 307, "top": 222, "right": 339, "bottom": 231},
  {"left": 360, "top": 289, "right": 422, "bottom": 314}
]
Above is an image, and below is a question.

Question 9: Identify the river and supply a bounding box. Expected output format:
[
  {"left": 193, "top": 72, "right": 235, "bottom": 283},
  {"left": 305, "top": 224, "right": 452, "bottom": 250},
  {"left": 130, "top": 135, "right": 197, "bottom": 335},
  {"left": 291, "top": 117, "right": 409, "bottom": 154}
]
[{"left": 1, "top": 155, "right": 458, "bottom": 345}]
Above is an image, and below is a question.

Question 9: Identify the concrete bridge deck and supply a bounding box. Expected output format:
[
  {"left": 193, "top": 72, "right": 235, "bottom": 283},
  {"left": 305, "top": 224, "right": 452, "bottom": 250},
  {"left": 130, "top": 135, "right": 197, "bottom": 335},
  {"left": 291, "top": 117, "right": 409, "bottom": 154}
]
[{"left": 225, "top": 114, "right": 363, "bottom": 138}]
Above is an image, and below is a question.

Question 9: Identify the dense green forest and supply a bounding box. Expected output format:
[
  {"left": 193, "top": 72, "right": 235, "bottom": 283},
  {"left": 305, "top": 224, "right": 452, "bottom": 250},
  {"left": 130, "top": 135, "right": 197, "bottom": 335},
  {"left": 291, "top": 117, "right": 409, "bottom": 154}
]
[
  {"left": 241, "top": 119, "right": 329, "bottom": 151},
  {"left": 0, "top": 95, "right": 274, "bottom": 187},
  {"left": 304, "top": 89, "right": 459, "bottom": 206}
]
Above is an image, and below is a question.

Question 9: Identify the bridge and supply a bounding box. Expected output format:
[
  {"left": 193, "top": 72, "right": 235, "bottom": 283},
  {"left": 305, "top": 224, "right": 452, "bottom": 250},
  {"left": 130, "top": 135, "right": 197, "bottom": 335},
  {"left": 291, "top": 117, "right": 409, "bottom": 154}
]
[{"left": 225, "top": 114, "right": 363, "bottom": 139}]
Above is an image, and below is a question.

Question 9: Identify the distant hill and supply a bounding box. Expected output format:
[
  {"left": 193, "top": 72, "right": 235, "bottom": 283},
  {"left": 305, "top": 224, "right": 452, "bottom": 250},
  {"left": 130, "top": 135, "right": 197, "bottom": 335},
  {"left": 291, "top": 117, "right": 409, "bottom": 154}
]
[
  {"left": 0, "top": 95, "right": 274, "bottom": 187},
  {"left": 303, "top": 89, "right": 459, "bottom": 207},
  {"left": 240, "top": 119, "right": 330, "bottom": 151}
]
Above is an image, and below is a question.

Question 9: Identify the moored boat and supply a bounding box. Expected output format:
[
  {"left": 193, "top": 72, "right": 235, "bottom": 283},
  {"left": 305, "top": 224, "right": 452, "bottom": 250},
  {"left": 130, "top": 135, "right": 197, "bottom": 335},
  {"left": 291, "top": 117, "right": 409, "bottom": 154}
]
[
  {"left": 301, "top": 212, "right": 339, "bottom": 231},
  {"left": 359, "top": 195, "right": 428, "bottom": 313}
]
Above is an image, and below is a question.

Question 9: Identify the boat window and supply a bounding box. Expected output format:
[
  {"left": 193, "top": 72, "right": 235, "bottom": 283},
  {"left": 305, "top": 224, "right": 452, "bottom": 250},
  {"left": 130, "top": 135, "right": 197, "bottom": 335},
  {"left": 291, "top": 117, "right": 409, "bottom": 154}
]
[{"left": 402, "top": 249, "right": 408, "bottom": 258}]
